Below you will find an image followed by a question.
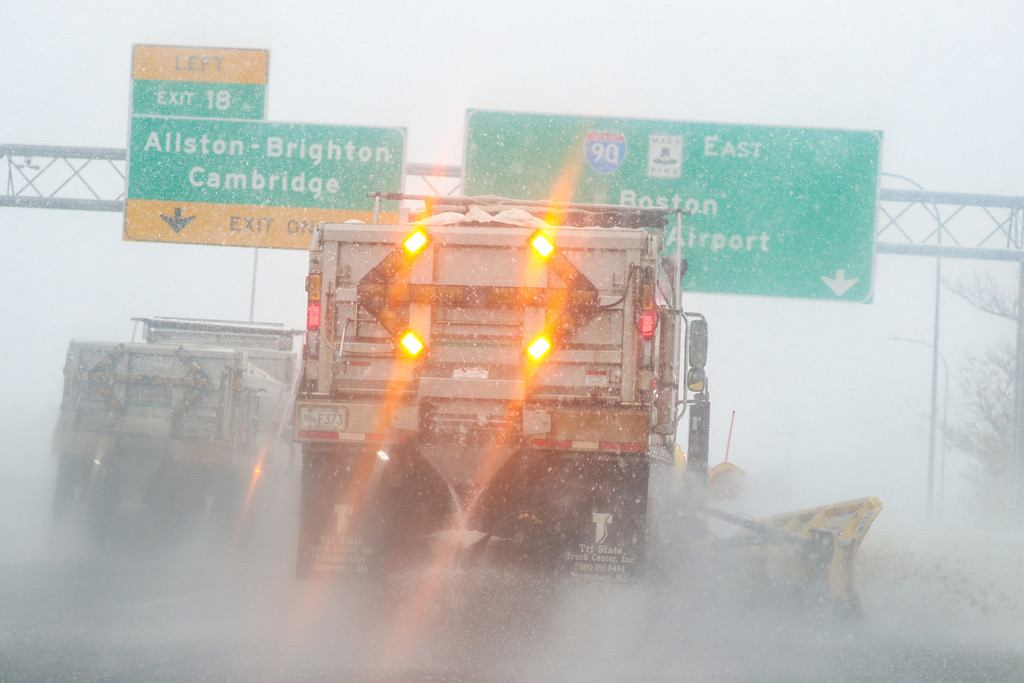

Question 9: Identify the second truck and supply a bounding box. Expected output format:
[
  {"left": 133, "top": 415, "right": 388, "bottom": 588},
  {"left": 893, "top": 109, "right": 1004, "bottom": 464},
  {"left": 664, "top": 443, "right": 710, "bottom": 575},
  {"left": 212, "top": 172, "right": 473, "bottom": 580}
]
[{"left": 53, "top": 317, "right": 300, "bottom": 550}]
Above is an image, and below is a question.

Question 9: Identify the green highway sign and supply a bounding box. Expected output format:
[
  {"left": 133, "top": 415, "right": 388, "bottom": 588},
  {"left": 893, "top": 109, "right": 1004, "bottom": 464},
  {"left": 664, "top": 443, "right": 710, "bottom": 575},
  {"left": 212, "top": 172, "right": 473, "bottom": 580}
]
[
  {"left": 131, "top": 45, "right": 268, "bottom": 120},
  {"left": 125, "top": 117, "right": 406, "bottom": 248},
  {"left": 464, "top": 110, "right": 882, "bottom": 301},
  {"left": 131, "top": 79, "right": 266, "bottom": 120}
]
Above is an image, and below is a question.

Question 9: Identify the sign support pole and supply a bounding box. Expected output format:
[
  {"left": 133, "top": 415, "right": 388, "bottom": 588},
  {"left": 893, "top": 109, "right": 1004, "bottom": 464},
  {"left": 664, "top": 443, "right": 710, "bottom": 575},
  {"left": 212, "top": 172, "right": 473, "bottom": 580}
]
[
  {"left": 1014, "top": 263, "right": 1024, "bottom": 519},
  {"left": 249, "top": 248, "right": 258, "bottom": 322},
  {"left": 927, "top": 242, "right": 941, "bottom": 519}
]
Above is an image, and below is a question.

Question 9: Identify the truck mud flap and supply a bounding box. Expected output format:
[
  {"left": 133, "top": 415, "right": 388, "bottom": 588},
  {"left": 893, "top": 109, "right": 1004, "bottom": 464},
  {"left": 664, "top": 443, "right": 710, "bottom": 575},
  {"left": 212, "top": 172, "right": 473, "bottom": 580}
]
[
  {"left": 548, "top": 455, "right": 650, "bottom": 583},
  {"left": 296, "top": 444, "right": 454, "bottom": 579}
]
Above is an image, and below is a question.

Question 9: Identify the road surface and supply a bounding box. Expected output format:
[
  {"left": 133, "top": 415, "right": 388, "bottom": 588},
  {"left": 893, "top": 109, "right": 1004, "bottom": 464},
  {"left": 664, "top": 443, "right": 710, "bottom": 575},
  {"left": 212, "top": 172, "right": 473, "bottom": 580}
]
[{"left": 1, "top": 474, "right": 1022, "bottom": 680}]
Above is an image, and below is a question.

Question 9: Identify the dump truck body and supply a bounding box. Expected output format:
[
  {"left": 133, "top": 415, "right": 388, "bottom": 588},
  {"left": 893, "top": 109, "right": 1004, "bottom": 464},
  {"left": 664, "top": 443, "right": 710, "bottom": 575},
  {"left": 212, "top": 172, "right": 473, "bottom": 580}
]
[
  {"left": 294, "top": 202, "right": 687, "bottom": 580},
  {"left": 52, "top": 318, "right": 299, "bottom": 547}
]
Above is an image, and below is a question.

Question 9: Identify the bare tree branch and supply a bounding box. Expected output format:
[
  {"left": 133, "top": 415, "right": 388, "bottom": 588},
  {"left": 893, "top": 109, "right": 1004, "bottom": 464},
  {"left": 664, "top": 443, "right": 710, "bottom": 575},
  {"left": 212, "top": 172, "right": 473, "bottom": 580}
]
[
  {"left": 944, "top": 269, "right": 1017, "bottom": 321},
  {"left": 947, "top": 343, "right": 1017, "bottom": 512}
]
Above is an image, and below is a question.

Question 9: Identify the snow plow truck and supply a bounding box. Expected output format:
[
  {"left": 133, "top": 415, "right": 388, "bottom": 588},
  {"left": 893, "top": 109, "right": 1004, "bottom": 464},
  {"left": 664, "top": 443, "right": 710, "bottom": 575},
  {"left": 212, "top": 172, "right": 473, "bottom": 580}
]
[
  {"left": 52, "top": 317, "right": 300, "bottom": 549},
  {"left": 293, "top": 195, "right": 881, "bottom": 611}
]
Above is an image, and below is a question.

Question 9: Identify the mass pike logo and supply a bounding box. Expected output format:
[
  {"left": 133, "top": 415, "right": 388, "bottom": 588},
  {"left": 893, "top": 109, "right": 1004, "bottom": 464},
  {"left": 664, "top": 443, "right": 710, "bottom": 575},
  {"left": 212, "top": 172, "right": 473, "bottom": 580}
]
[
  {"left": 647, "top": 134, "right": 683, "bottom": 178},
  {"left": 584, "top": 131, "right": 626, "bottom": 174}
]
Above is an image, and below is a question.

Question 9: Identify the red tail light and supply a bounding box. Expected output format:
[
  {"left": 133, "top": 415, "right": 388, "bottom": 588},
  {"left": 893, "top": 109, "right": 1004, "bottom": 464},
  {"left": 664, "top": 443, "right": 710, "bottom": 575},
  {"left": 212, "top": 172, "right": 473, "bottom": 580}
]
[
  {"left": 307, "top": 301, "right": 321, "bottom": 329},
  {"left": 639, "top": 310, "right": 656, "bottom": 338}
]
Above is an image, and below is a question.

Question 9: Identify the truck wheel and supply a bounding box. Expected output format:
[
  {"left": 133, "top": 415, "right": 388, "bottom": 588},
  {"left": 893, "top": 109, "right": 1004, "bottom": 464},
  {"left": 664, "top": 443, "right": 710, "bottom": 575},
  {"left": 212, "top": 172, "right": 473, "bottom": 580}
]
[{"left": 52, "top": 453, "right": 91, "bottom": 521}]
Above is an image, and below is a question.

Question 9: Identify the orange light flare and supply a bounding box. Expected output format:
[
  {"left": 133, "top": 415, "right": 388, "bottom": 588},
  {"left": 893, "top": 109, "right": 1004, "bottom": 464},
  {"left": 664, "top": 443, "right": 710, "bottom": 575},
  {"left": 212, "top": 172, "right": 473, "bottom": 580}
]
[
  {"left": 261, "top": 230, "right": 437, "bottom": 656},
  {"left": 345, "top": 356, "right": 420, "bottom": 540},
  {"left": 529, "top": 231, "right": 554, "bottom": 258},
  {"left": 363, "top": 350, "right": 472, "bottom": 663},
  {"left": 277, "top": 448, "right": 391, "bottom": 659},
  {"left": 521, "top": 261, "right": 566, "bottom": 386},
  {"left": 220, "top": 446, "right": 269, "bottom": 569},
  {"left": 527, "top": 334, "right": 552, "bottom": 361},
  {"left": 523, "top": 153, "right": 583, "bottom": 290},
  {"left": 279, "top": 356, "right": 420, "bottom": 647},
  {"left": 374, "top": 328, "right": 533, "bottom": 659},
  {"left": 521, "top": 322, "right": 558, "bottom": 388},
  {"left": 380, "top": 399, "right": 526, "bottom": 664},
  {"left": 379, "top": 517, "right": 468, "bottom": 660},
  {"left": 523, "top": 233, "right": 552, "bottom": 296},
  {"left": 524, "top": 329, "right": 557, "bottom": 385},
  {"left": 541, "top": 153, "right": 584, "bottom": 226},
  {"left": 239, "top": 453, "right": 265, "bottom": 517},
  {"left": 403, "top": 227, "right": 428, "bottom": 255},
  {"left": 399, "top": 330, "right": 425, "bottom": 357},
  {"left": 380, "top": 165, "right": 587, "bottom": 659}
]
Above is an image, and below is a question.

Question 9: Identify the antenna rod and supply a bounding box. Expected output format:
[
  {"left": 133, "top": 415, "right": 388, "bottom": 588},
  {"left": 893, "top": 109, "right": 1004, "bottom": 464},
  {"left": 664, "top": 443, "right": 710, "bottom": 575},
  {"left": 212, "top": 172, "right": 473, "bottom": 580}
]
[{"left": 724, "top": 411, "right": 736, "bottom": 463}]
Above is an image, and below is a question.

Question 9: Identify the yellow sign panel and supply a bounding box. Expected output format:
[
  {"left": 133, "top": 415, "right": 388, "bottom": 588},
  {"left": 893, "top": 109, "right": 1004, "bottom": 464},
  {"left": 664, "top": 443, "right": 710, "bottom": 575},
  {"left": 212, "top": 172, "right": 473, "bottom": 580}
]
[
  {"left": 124, "top": 199, "right": 398, "bottom": 249},
  {"left": 132, "top": 45, "right": 268, "bottom": 85}
]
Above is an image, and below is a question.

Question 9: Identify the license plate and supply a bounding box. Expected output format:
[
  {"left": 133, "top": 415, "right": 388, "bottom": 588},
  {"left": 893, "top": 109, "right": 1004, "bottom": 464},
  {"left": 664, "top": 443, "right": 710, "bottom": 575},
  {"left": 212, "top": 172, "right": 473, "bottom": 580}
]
[{"left": 298, "top": 405, "right": 348, "bottom": 431}]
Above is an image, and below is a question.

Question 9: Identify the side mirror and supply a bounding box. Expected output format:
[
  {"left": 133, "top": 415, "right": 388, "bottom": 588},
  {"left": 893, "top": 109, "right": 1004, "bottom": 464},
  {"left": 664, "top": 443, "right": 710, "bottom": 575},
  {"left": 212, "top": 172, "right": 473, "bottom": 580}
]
[
  {"left": 660, "top": 257, "right": 689, "bottom": 282},
  {"left": 687, "top": 318, "right": 708, "bottom": 369}
]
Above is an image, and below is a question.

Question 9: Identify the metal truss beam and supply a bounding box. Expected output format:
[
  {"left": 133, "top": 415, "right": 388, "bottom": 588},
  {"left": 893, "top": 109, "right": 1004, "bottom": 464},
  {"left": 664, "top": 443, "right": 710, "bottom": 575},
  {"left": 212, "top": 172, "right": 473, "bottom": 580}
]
[
  {"left": 876, "top": 188, "right": 1024, "bottom": 260},
  {"left": 4, "top": 144, "right": 1024, "bottom": 264},
  {"left": 1, "top": 144, "right": 126, "bottom": 211},
  {"left": 1, "top": 144, "right": 463, "bottom": 213}
]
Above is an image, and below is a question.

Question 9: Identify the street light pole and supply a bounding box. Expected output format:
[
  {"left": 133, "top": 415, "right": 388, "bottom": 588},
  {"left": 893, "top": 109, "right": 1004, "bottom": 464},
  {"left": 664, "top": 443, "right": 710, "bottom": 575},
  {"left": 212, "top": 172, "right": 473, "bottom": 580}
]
[
  {"left": 881, "top": 174, "right": 946, "bottom": 518},
  {"left": 891, "top": 337, "right": 949, "bottom": 517},
  {"left": 930, "top": 254, "right": 941, "bottom": 514}
]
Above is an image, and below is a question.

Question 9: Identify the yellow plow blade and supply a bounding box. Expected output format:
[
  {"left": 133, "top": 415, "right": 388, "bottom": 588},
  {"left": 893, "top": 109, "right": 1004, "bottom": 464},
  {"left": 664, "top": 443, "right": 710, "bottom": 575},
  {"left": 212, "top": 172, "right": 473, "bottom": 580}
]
[{"left": 731, "top": 497, "right": 883, "bottom": 612}]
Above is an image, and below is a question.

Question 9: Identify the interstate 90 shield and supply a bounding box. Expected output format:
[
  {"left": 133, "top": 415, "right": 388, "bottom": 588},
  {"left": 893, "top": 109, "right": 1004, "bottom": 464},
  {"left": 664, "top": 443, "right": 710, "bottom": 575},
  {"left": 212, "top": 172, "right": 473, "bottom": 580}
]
[{"left": 584, "top": 131, "right": 627, "bottom": 175}]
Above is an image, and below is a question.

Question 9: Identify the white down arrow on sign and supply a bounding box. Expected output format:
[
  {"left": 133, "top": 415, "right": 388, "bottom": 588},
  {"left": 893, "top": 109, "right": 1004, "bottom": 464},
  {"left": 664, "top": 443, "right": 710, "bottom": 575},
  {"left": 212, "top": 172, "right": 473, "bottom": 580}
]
[{"left": 821, "top": 270, "right": 859, "bottom": 297}]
